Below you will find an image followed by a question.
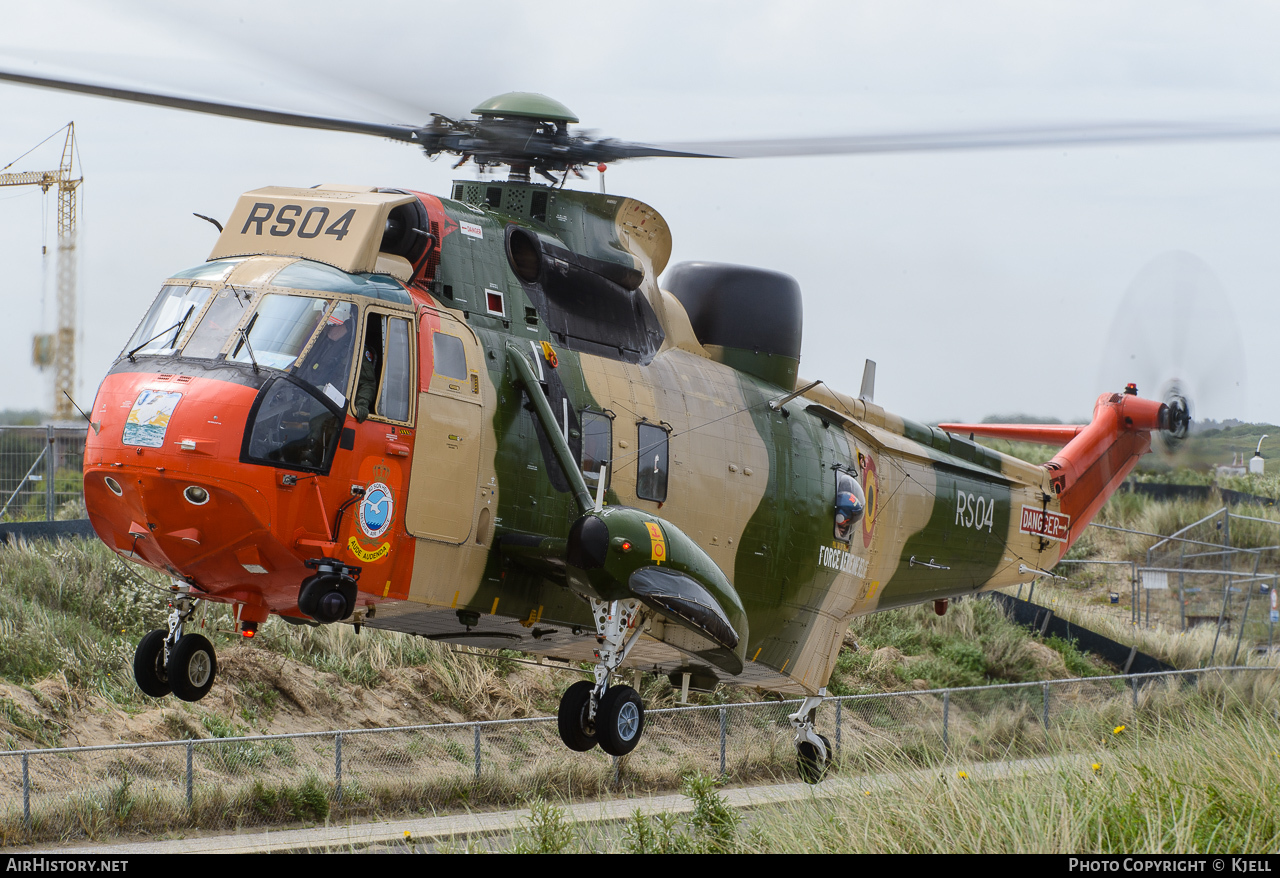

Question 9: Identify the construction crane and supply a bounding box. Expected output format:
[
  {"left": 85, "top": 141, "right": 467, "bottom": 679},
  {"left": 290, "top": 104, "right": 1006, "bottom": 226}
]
[{"left": 0, "top": 123, "right": 81, "bottom": 421}]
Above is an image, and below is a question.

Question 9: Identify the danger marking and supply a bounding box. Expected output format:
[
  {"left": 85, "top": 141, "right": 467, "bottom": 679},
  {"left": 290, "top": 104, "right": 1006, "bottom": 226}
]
[{"left": 1019, "top": 506, "right": 1070, "bottom": 542}]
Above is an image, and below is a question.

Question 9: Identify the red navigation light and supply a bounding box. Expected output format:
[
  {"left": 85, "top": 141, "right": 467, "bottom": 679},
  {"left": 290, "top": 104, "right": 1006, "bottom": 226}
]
[
  {"left": 242, "top": 621, "right": 258, "bottom": 638},
  {"left": 1124, "top": 383, "right": 1138, "bottom": 396}
]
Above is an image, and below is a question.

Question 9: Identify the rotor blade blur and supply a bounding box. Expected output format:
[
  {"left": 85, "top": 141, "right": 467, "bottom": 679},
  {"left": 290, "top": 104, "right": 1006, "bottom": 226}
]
[
  {"left": 0, "top": 68, "right": 422, "bottom": 143},
  {"left": 650, "top": 120, "right": 1280, "bottom": 159}
]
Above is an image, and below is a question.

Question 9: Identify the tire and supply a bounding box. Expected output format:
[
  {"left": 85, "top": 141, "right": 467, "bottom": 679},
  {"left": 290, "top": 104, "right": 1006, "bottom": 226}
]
[
  {"left": 796, "top": 734, "right": 832, "bottom": 785},
  {"left": 132, "top": 629, "right": 170, "bottom": 697},
  {"left": 597, "top": 685, "right": 645, "bottom": 757},
  {"left": 557, "top": 680, "right": 598, "bottom": 752},
  {"left": 168, "top": 634, "right": 217, "bottom": 702}
]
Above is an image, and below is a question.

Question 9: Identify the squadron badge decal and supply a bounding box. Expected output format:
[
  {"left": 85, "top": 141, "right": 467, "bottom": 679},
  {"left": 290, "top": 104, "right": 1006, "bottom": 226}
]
[{"left": 358, "top": 481, "right": 394, "bottom": 539}]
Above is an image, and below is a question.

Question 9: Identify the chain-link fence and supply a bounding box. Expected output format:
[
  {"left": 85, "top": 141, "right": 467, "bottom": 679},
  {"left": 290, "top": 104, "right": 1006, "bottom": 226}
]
[
  {"left": 0, "top": 426, "right": 85, "bottom": 523},
  {"left": 1, "top": 666, "right": 1272, "bottom": 843}
]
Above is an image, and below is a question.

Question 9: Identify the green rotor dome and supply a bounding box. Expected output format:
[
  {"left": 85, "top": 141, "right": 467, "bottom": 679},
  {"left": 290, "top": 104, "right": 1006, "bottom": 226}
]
[{"left": 471, "top": 92, "right": 579, "bottom": 123}]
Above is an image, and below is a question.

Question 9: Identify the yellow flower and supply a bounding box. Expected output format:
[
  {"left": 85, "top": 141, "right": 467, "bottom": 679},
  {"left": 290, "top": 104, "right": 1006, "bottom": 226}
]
[
  {"left": 1113, "top": 725, "right": 1126, "bottom": 735},
  {"left": 404, "top": 830, "right": 411, "bottom": 838},
  {"left": 1092, "top": 763, "right": 1101, "bottom": 773},
  {"left": 864, "top": 790, "right": 872, "bottom": 796},
  {"left": 956, "top": 771, "right": 968, "bottom": 779}
]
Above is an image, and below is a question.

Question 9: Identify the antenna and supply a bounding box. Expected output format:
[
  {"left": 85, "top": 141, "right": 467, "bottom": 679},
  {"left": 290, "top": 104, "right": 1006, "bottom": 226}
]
[{"left": 859, "top": 360, "right": 876, "bottom": 403}]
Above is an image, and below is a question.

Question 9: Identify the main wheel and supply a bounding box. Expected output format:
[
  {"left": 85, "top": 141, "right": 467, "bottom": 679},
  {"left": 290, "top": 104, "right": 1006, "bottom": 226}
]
[
  {"left": 557, "top": 680, "right": 598, "bottom": 752},
  {"left": 797, "top": 734, "right": 832, "bottom": 785},
  {"left": 168, "top": 634, "right": 217, "bottom": 702},
  {"left": 132, "top": 629, "right": 170, "bottom": 697},
  {"left": 597, "top": 685, "right": 645, "bottom": 757}
]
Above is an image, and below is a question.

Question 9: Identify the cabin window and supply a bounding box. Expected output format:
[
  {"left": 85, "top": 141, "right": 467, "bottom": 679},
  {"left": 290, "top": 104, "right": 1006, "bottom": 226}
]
[
  {"left": 433, "top": 332, "right": 468, "bottom": 380},
  {"left": 636, "top": 423, "right": 669, "bottom": 503},
  {"left": 297, "top": 302, "right": 357, "bottom": 407},
  {"left": 231, "top": 294, "right": 330, "bottom": 371},
  {"left": 581, "top": 410, "right": 612, "bottom": 491},
  {"left": 125, "top": 284, "right": 212, "bottom": 357},
  {"left": 375, "top": 315, "right": 413, "bottom": 422},
  {"left": 183, "top": 286, "right": 254, "bottom": 359},
  {"left": 833, "top": 468, "right": 866, "bottom": 544}
]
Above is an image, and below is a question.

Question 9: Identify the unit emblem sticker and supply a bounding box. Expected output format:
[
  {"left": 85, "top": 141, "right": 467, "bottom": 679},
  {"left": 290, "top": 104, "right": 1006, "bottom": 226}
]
[
  {"left": 123, "top": 390, "right": 182, "bottom": 448},
  {"left": 358, "top": 481, "right": 394, "bottom": 539}
]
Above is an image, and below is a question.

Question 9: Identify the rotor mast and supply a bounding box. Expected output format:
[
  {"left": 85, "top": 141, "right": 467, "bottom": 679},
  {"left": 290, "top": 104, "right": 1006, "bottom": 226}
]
[{"left": 0, "top": 123, "right": 81, "bottom": 420}]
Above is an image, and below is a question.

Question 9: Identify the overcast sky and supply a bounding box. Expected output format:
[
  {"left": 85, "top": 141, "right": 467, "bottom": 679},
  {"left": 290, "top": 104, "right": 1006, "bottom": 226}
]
[{"left": 2, "top": 0, "right": 1278, "bottom": 425}]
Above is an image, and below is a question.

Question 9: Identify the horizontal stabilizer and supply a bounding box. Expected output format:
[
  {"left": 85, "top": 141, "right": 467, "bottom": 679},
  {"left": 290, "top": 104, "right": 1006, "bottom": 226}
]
[{"left": 935, "top": 422, "right": 1086, "bottom": 446}]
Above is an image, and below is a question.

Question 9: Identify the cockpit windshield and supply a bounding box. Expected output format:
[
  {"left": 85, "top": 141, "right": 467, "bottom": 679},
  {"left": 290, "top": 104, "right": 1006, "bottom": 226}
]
[
  {"left": 124, "top": 285, "right": 213, "bottom": 357},
  {"left": 183, "top": 286, "right": 255, "bottom": 359},
  {"left": 230, "top": 294, "right": 330, "bottom": 371}
]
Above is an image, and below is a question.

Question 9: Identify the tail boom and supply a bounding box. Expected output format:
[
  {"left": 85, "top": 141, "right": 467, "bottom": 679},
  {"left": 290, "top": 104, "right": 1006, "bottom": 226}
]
[{"left": 941, "top": 391, "right": 1173, "bottom": 551}]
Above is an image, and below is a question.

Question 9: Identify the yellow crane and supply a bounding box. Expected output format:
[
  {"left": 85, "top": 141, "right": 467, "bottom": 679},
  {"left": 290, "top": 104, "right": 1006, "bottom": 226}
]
[{"left": 0, "top": 123, "right": 81, "bottom": 421}]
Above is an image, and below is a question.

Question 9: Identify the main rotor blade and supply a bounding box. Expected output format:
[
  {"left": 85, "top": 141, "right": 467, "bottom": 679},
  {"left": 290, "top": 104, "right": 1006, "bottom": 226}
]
[
  {"left": 0, "top": 68, "right": 422, "bottom": 142},
  {"left": 649, "top": 120, "right": 1280, "bottom": 159}
]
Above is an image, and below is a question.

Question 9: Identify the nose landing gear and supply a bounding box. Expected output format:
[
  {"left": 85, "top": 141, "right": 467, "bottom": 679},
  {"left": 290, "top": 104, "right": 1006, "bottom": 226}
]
[
  {"left": 131, "top": 585, "right": 218, "bottom": 703},
  {"left": 557, "top": 598, "right": 647, "bottom": 757}
]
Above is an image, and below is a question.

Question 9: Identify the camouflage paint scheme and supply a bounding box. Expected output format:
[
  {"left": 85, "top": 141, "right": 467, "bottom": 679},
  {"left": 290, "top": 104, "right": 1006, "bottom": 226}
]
[{"left": 87, "top": 178, "right": 1127, "bottom": 701}]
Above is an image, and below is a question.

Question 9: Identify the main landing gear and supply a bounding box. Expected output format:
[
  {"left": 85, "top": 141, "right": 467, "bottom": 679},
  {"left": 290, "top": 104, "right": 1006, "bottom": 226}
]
[
  {"left": 133, "top": 585, "right": 217, "bottom": 703},
  {"left": 557, "top": 598, "right": 647, "bottom": 757},
  {"left": 789, "top": 691, "right": 833, "bottom": 784}
]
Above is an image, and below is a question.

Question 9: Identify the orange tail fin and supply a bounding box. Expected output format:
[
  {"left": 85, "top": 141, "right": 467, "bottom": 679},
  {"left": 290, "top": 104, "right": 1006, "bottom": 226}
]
[{"left": 940, "top": 391, "right": 1176, "bottom": 549}]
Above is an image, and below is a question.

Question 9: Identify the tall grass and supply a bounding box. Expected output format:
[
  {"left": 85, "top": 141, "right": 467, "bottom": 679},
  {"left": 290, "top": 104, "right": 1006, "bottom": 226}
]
[
  {"left": 483, "top": 676, "right": 1280, "bottom": 854},
  {"left": 745, "top": 697, "right": 1280, "bottom": 852}
]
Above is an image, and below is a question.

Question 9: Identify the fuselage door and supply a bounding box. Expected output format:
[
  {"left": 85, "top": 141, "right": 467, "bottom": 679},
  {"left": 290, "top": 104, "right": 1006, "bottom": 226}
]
[{"left": 405, "top": 308, "right": 484, "bottom": 543}]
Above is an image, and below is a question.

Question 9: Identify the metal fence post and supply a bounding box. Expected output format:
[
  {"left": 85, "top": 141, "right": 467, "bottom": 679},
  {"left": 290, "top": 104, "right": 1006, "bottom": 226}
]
[
  {"left": 44, "top": 426, "right": 54, "bottom": 521},
  {"left": 1131, "top": 676, "right": 1139, "bottom": 711},
  {"left": 186, "top": 742, "right": 193, "bottom": 809},
  {"left": 718, "top": 707, "right": 727, "bottom": 776},
  {"left": 22, "top": 753, "right": 30, "bottom": 832},
  {"left": 1042, "top": 683, "right": 1050, "bottom": 729},
  {"left": 474, "top": 723, "right": 482, "bottom": 780},
  {"left": 834, "top": 698, "right": 842, "bottom": 753},
  {"left": 335, "top": 732, "right": 342, "bottom": 803},
  {"left": 942, "top": 691, "right": 950, "bottom": 752}
]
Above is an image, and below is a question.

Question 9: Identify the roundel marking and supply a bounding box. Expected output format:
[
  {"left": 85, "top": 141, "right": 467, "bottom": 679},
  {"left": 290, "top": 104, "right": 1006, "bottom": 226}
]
[{"left": 861, "top": 457, "right": 879, "bottom": 549}]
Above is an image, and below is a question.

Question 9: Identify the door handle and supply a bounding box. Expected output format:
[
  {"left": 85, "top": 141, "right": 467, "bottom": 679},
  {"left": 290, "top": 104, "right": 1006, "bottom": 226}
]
[{"left": 386, "top": 442, "right": 410, "bottom": 457}]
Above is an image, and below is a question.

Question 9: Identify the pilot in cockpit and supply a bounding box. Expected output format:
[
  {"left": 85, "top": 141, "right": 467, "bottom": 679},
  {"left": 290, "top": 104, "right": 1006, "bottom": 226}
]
[{"left": 298, "top": 302, "right": 380, "bottom": 424}]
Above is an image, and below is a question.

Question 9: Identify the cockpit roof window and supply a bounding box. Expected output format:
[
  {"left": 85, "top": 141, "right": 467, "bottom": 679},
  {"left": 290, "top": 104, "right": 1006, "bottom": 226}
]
[
  {"left": 272, "top": 259, "right": 412, "bottom": 305},
  {"left": 170, "top": 258, "right": 245, "bottom": 282}
]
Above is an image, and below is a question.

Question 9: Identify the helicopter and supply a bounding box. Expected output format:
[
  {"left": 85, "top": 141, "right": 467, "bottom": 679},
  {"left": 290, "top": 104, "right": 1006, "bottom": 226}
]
[{"left": 0, "top": 70, "right": 1205, "bottom": 783}]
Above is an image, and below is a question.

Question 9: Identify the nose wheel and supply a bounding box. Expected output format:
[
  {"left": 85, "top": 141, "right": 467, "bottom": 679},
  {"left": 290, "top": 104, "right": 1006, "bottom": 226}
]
[
  {"left": 131, "top": 586, "right": 218, "bottom": 703},
  {"left": 556, "top": 599, "right": 647, "bottom": 757}
]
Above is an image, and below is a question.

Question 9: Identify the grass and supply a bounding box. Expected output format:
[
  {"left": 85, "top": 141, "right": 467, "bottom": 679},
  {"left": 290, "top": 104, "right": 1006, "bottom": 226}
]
[
  {"left": 830, "top": 596, "right": 1111, "bottom": 695},
  {"left": 474, "top": 674, "right": 1280, "bottom": 853}
]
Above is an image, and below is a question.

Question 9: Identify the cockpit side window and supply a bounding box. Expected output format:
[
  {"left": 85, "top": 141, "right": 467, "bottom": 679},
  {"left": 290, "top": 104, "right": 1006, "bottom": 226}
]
[
  {"left": 376, "top": 315, "right": 413, "bottom": 422},
  {"left": 297, "top": 302, "right": 358, "bottom": 408}
]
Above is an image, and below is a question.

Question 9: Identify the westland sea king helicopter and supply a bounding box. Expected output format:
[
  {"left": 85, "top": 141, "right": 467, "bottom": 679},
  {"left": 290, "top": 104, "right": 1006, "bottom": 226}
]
[{"left": 6, "top": 68, "right": 1238, "bottom": 781}]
